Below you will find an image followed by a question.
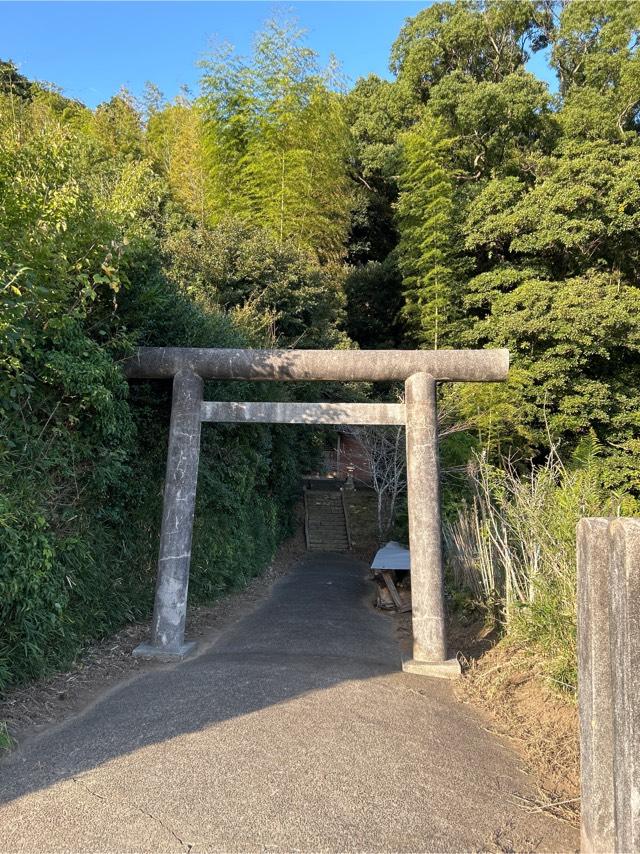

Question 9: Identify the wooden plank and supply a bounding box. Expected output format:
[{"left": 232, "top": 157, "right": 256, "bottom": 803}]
[
  {"left": 201, "top": 401, "right": 406, "bottom": 426},
  {"left": 377, "top": 569, "right": 412, "bottom": 613}
]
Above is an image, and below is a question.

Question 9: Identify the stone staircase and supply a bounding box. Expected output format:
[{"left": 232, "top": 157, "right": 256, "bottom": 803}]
[{"left": 304, "top": 488, "right": 351, "bottom": 551}]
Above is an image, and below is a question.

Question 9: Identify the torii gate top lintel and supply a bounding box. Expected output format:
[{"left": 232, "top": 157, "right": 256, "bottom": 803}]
[
  {"left": 127, "top": 346, "right": 508, "bottom": 678},
  {"left": 124, "top": 346, "right": 509, "bottom": 383}
]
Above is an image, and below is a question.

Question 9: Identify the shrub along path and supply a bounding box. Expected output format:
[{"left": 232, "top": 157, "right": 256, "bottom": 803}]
[{"left": 0, "top": 553, "right": 577, "bottom": 853}]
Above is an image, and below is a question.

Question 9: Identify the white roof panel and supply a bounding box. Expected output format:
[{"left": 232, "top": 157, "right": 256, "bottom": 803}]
[{"left": 371, "top": 541, "right": 411, "bottom": 571}]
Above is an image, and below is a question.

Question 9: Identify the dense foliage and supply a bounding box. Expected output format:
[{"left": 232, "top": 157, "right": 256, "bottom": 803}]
[
  {"left": 199, "top": 19, "right": 353, "bottom": 262},
  {"left": 0, "top": 37, "right": 341, "bottom": 689},
  {"left": 2, "top": 1, "right": 640, "bottom": 691},
  {"left": 344, "top": 0, "right": 640, "bottom": 681},
  {"left": 348, "top": 1, "right": 640, "bottom": 484}
]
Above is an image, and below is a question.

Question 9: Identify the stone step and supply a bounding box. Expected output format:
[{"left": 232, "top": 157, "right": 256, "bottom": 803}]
[
  {"left": 308, "top": 521, "right": 348, "bottom": 529},
  {"left": 307, "top": 543, "right": 350, "bottom": 551},
  {"left": 308, "top": 513, "right": 344, "bottom": 519},
  {"left": 307, "top": 512, "right": 344, "bottom": 518},
  {"left": 308, "top": 529, "right": 348, "bottom": 536},
  {"left": 307, "top": 506, "right": 343, "bottom": 512},
  {"left": 308, "top": 520, "right": 345, "bottom": 525},
  {"left": 308, "top": 521, "right": 347, "bottom": 527},
  {"left": 304, "top": 489, "right": 350, "bottom": 551},
  {"left": 308, "top": 503, "right": 343, "bottom": 510},
  {"left": 308, "top": 514, "right": 347, "bottom": 520},
  {"left": 307, "top": 497, "right": 343, "bottom": 503},
  {"left": 308, "top": 523, "right": 345, "bottom": 528}
]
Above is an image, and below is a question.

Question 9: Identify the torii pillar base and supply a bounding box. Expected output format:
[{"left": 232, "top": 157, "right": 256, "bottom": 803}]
[
  {"left": 132, "top": 641, "right": 197, "bottom": 661},
  {"left": 402, "top": 657, "right": 461, "bottom": 680}
]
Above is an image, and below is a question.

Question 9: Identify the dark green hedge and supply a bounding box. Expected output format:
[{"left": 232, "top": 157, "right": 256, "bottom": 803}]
[{"left": 0, "top": 268, "right": 313, "bottom": 692}]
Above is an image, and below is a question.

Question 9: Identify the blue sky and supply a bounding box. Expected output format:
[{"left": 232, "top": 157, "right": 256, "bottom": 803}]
[{"left": 1, "top": 1, "right": 557, "bottom": 107}]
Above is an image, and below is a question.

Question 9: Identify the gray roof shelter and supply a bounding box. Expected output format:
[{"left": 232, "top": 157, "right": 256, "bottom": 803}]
[{"left": 371, "top": 541, "right": 411, "bottom": 572}]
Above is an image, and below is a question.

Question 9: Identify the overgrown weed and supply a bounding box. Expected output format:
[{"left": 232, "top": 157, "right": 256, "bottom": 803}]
[{"left": 445, "top": 435, "right": 637, "bottom": 690}]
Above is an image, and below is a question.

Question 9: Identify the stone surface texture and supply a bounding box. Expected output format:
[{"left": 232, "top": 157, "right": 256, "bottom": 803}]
[
  {"left": 577, "top": 518, "right": 615, "bottom": 853},
  {"left": 401, "top": 657, "right": 461, "bottom": 680},
  {"left": 404, "top": 372, "right": 447, "bottom": 664},
  {"left": 0, "top": 553, "right": 577, "bottom": 853},
  {"left": 609, "top": 519, "right": 640, "bottom": 854},
  {"left": 124, "top": 347, "right": 509, "bottom": 382},
  {"left": 141, "top": 369, "right": 203, "bottom": 656},
  {"left": 577, "top": 517, "right": 640, "bottom": 853},
  {"left": 201, "top": 401, "right": 407, "bottom": 425}
]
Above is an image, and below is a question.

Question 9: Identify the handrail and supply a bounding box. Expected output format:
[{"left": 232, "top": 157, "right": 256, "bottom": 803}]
[{"left": 341, "top": 488, "right": 353, "bottom": 551}]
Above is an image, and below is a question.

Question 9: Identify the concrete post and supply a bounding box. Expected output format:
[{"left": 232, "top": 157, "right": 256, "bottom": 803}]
[
  {"left": 577, "top": 518, "right": 615, "bottom": 853},
  {"left": 133, "top": 370, "right": 203, "bottom": 659},
  {"left": 577, "top": 518, "right": 640, "bottom": 853},
  {"left": 402, "top": 372, "right": 459, "bottom": 679},
  {"left": 609, "top": 519, "right": 640, "bottom": 854}
]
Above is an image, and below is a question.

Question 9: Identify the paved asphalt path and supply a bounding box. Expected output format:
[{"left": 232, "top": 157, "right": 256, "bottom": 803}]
[{"left": 0, "top": 553, "right": 577, "bottom": 853}]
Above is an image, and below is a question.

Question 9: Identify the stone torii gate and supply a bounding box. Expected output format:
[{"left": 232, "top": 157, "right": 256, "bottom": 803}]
[{"left": 124, "top": 347, "right": 508, "bottom": 678}]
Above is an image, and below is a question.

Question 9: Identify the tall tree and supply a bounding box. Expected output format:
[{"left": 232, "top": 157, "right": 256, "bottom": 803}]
[
  {"left": 396, "top": 119, "right": 458, "bottom": 348},
  {"left": 199, "top": 19, "right": 352, "bottom": 261},
  {"left": 344, "top": 74, "right": 416, "bottom": 264},
  {"left": 91, "top": 89, "right": 144, "bottom": 160},
  {"left": 390, "top": 0, "right": 550, "bottom": 101},
  {"left": 444, "top": 0, "right": 640, "bottom": 485},
  {"left": 146, "top": 97, "right": 211, "bottom": 225},
  {"left": 552, "top": 0, "right": 640, "bottom": 139}
]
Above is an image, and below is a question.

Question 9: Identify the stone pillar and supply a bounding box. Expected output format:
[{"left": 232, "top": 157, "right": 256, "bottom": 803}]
[
  {"left": 402, "top": 372, "right": 459, "bottom": 679},
  {"left": 577, "top": 517, "right": 640, "bottom": 853},
  {"left": 577, "top": 518, "right": 615, "bottom": 853},
  {"left": 609, "top": 519, "right": 640, "bottom": 854},
  {"left": 134, "top": 370, "right": 203, "bottom": 659}
]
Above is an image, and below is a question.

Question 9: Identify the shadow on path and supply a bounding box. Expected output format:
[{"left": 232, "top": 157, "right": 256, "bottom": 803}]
[
  {"left": 0, "top": 552, "right": 578, "bottom": 853},
  {"left": 0, "top": 553, "right": 397, "bottom": 805}
]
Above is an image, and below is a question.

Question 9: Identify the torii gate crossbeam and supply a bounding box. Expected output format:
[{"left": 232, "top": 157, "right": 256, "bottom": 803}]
[{"left": 124, "top": 347, "right": 508, "bottom": 679}]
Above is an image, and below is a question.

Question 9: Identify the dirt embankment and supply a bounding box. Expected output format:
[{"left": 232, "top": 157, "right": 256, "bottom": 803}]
[{"left": 459, "top": 635, "right": 580, "bottom": 825}]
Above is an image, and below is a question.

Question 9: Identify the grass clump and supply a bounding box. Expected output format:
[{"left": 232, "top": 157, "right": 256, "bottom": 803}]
[
  {"left": 444, "top": 436, "right": 637, "bottom": 690},
  {"left": 0, "top": 721, "right": 13, "bottom": 752}
]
